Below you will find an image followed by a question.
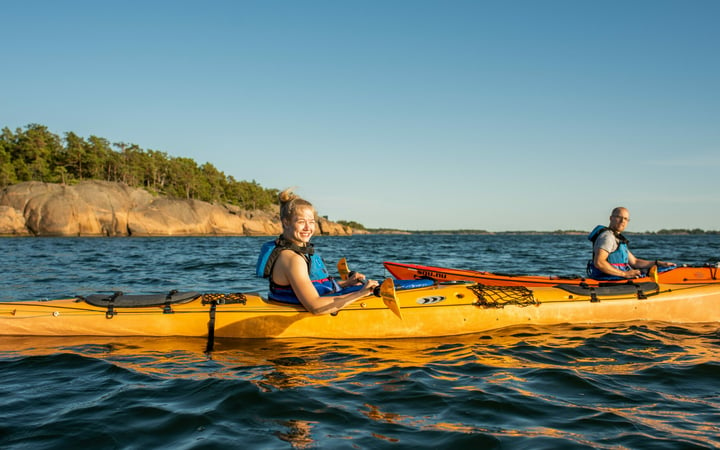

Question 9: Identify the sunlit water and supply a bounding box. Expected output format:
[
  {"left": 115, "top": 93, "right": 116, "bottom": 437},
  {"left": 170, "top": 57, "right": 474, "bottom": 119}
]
[{"left": 1, "top": 235, "right": 719, "bottom": 449}]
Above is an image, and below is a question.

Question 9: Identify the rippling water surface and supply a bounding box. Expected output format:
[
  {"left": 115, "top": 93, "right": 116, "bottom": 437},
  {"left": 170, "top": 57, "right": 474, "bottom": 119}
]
[{"left": 1, "top": 235, "right": 719, "bottom": 449}]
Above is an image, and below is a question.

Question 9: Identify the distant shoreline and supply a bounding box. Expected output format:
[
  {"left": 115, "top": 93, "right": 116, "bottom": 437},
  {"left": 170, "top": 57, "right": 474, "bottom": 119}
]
[{"left": 361, "top": 229, "right": 720, "bottom": 236}]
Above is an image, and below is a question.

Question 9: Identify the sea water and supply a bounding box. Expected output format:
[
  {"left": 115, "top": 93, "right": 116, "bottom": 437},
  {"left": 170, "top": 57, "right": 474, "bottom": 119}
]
[{"left": 1, "top": 234, "right": 719, "bottom": 449}]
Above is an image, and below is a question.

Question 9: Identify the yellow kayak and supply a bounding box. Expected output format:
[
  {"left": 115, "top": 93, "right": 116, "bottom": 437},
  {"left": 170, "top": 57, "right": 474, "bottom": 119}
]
[{"left": 2, "top": 279, "right": 719, "bottom": 339}]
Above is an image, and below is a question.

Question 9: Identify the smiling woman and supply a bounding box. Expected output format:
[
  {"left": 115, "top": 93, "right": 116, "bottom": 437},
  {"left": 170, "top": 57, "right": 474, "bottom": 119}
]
[{"left": 255, "top": 188, "right": 379, "bottom": 315}]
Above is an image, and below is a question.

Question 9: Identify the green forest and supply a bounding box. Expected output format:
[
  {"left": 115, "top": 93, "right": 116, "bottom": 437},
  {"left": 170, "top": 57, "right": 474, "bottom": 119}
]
[{"left": 0, "top": 123, "right": 278, "bottom": 210}]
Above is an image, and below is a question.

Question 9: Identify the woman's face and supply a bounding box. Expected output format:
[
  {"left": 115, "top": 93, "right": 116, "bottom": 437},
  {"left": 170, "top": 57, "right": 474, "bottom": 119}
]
[{"left": 284, "top": 206, "right": 316, "bottom": 245}]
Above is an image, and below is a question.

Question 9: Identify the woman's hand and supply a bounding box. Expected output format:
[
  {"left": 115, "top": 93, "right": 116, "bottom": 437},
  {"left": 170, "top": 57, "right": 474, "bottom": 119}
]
[
  {"left": 362, "top": 279, "right": 379, "bottom": 292},
  {"left": 349, "top": 271, "right": 367, "bottom": 286}
]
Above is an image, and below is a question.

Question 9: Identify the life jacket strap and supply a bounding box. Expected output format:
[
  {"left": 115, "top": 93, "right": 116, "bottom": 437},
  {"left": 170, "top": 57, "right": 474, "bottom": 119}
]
[{"left": 262, "top": 236, "right": 315, "bottom": 278}]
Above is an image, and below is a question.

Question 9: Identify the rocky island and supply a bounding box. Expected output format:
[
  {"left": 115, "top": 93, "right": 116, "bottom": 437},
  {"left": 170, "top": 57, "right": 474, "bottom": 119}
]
[{"left": 0, "top": 181, "right": 352, "bottom": 237}]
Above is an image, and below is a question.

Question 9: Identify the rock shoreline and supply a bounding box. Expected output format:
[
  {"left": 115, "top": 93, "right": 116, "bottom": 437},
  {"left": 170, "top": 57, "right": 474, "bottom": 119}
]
[{"left": 0, "top": 181, "right": 353, "bottom": 237}]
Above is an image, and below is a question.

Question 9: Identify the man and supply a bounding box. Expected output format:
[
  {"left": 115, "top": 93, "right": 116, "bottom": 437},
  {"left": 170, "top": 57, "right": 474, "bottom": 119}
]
[{"left": 587, "top": 207, "right": 675, "bottom": 279}]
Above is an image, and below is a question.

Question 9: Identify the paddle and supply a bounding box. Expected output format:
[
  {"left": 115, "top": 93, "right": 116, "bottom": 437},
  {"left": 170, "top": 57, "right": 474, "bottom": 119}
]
[
  {"left": 648, "top": 264, "right": 661, "bottom": 295},
  {"left": 338, "top": 258, "right": 402, "bottom": 319},
  {"left": 648, "top": 264, "right": 659, "bottom": 283},
  {"left": 379, "top": 278, "right": 403, "bottom": 320},
  {"left": 337, "top": 257, "right": 350, "bottom": 280}
]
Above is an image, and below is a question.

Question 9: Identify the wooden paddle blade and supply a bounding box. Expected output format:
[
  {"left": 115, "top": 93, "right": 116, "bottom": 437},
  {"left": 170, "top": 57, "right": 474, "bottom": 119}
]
[
  {"left": 380, "top": 278, "right": 402, "bottom": 320},
  {"left": 337, "top": 257, "right": 349, "bottom": 280},
  {"left": 648, "top": 264, "right": 659, "bottom": 283}
]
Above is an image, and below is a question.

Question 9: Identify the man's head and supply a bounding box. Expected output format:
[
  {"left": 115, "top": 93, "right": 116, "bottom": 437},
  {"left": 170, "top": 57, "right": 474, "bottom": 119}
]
[{"left": 609, "top": 207, "right": 630, "bottom": 233}]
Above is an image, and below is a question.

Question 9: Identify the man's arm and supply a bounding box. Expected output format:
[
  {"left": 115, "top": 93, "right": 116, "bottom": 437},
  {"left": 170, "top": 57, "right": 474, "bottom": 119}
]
[
  {"left": 594, "top": 248, "right": 642, "bottom": 278},
  {"left": 629, "top": 251, "right": 675, "bottom": 270}
]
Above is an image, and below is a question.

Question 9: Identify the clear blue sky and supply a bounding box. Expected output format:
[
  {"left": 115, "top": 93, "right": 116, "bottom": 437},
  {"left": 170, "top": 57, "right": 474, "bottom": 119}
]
[{"left": 2, "top": 0, "right": 718, "bottom": 232}]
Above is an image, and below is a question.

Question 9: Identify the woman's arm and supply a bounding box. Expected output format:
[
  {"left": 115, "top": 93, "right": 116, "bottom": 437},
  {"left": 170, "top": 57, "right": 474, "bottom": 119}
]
[{"left": 277, "top": 251, "right": 379, "bottom": 315}]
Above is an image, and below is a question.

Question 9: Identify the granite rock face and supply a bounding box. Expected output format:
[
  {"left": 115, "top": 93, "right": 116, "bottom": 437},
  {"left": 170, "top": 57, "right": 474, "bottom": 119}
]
[{"left": 0, "top": 181, "right": 352, "bottom": 237}]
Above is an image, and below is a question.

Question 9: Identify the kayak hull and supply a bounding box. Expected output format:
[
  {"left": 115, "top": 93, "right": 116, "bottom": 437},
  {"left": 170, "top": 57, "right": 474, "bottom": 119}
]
[
  {"left": 2, "top": 282, "right": 719, "bottom": 339},
  {"left": 384, "top": 261, "right": 720, "bottom": 287}
]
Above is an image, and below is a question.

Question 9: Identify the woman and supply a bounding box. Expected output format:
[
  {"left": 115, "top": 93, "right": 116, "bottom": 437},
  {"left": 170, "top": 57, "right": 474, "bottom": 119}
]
[{"left": 256, "top": 188, "right": 379, "bottom": 315}]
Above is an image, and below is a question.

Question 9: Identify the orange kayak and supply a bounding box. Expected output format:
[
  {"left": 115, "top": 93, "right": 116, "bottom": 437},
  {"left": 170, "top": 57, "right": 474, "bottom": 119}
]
[{"left": 384, "top": 261, "right": 720, "bottom": 287}]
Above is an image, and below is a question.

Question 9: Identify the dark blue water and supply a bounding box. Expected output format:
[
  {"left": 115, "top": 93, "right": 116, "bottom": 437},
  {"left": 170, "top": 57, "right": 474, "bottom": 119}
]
[{"left": 1, "top": 235, "right": 719, "bottom": 449}]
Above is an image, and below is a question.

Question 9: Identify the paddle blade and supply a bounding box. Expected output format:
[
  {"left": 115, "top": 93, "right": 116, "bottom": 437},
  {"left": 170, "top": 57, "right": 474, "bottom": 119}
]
[
  {"left": 648, "top": 264, "right": 659, "bottom": 283},
  {"left": 337, "top": 257, "right": 349, "bottom": 280},
  {"left": 380, "top": 278, "right": 402, "bottom": 320}
]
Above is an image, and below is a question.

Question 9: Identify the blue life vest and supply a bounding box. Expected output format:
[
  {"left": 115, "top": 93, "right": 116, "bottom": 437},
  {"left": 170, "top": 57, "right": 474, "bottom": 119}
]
[
  {"left": 586, "top": 225, "right": 631, "bottom": 279},
  {"left": 256, "top": 236, "right": 343, "bottom": 304}
]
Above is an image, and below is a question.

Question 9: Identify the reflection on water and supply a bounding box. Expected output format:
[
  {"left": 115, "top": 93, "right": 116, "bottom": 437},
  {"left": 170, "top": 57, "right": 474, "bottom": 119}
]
[
  {"left": 3, "top": 322, "right": 718, "bottom": 382},
  {"left": 2, "top": 325, "right": 719, "bottom": 448}
]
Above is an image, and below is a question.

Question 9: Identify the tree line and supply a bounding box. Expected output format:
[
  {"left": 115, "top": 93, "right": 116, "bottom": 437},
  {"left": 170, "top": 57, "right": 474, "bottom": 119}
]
[{"left": 0, "top": 123, "right": 278, "bottom": 210}]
